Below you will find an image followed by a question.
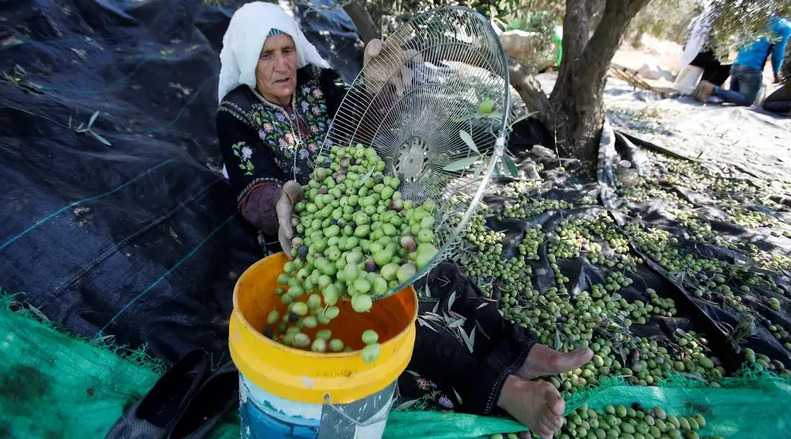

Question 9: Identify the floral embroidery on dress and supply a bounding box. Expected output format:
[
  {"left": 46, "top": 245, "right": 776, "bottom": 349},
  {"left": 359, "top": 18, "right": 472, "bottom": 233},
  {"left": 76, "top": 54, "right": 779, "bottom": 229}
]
[
  {"left": 399, "top": 373, "right": 456, "bottom": 412},
  {"left": 231, "top": 141, "right": 255, "bottom": 176},
  {"left": 221, "top": 68, "right": 336, "bottom": 184},
  {"left": 437, "top": 395, "right": 455, "bottom": 409}
]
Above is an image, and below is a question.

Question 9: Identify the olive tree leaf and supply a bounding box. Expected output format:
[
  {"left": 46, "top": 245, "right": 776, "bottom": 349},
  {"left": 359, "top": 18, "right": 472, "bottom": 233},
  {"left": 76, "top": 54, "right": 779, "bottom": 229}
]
[
  {"left": 88, "top": 111, "right": 100, "bottom": 129},
  {"left": 417, "top": 316, "right": 437, "bottom": 332},
  {"left": 508, "top": 111, "right": 537, "bottom": 129},
  {"left": 554, "top": 328, "right": 562, "bottom": 351},
  {"left": 448, "top": 290, "right": 457, "bottom": 311},
  {"left": 503, "top": 155, "right": 519, "bottom": 177},
  {"left": 482, "top": 110, "right": 504, "bottom": 120},
  {"left": 473, "top": 161, "right": 484, "bottom": 179},
  {"left": 452, "top": 388, "right": 463, "bottom": 405},
  {"left": 26, "top": 304, "right": 50, "bottom": 322},
  {"left": 395, "top": 399, "right": 420, "bottom": 411},
  {"left": 460, "top": 327, "right": 474, "bottom": 353},
  {"left": 459, "top": 129, "right": 479, "bottom": 154},
  {"left": 358, "top": 167, "right": 374, "bottom": 186},
  {"left": 443, "top": 156, "right": 480, "bottom": 172},
  {"left": 447, "top": 318, "right": 465, "bottom": 329},
  {"left": 91, "top": 132, "right": 111, "bottom": 146}
]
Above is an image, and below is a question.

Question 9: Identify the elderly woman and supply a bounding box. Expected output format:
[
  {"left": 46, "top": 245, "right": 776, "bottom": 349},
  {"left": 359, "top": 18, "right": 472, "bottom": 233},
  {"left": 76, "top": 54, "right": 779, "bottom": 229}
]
[{"left": 216, "top": 3, "right": 591, "bottom": 438}]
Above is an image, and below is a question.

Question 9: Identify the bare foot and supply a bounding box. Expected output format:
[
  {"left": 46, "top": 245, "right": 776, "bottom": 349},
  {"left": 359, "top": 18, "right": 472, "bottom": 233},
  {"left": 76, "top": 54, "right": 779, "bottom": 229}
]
[
  {"left": 516, "top": 344, "right": 594, "bottom": 381},
  {"left": 497, "top": 375, "right": 565, "bottom": 439}
]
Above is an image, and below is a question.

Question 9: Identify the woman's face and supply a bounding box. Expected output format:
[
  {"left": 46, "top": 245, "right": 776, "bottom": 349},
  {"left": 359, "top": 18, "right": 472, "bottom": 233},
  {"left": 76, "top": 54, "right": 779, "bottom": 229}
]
[{"left": 256, "top": 33, "right": 298, "bottom": 106}]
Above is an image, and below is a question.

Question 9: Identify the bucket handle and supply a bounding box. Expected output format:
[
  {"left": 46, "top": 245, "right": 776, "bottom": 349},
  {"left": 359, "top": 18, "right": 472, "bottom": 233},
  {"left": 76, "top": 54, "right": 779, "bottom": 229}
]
[{"left": 323, "top": 384, "right": 399, "bottom": 427}]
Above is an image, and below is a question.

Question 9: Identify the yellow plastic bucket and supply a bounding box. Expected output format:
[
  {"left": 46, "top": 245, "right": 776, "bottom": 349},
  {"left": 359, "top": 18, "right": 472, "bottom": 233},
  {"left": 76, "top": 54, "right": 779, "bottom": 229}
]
[{"left": 229, "top": 252, "right": 418, "bottom": 438}]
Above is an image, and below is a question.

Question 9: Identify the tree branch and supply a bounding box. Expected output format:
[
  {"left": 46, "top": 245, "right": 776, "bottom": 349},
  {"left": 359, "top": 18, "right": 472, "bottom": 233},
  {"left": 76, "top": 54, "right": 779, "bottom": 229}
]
[
  {"left": 577, "top": 0, "right": 651, "bottom": 84},
  {"left": 509, "top": 60, "right": 554, "bottom": 129},
  {"left": 343, "top": 1, "right": 380, "bottom": 45}
]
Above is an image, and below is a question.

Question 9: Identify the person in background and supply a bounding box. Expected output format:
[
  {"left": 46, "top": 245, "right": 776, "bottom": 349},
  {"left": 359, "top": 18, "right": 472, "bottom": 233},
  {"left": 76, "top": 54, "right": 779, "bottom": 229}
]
[
  {"left": 216, "top": 3, "right": 593, "bottom": 438},
  {"left": 680, "top": 2, "right": 731, "bottom": 87},
  {"left": 694, "top": 13, "right": 791, "bottom": 106},
  {"left": 763, "top": 77, "right": 791, "bottom": 115},
  {"left": 763, "top": 43, "right": 791, "bottom": 116}
]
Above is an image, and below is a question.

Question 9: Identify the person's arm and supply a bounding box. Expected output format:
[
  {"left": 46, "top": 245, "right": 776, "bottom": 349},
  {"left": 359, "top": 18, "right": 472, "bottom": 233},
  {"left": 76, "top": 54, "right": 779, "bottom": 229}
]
[
  {"left": 217, "top": 104, "right": 287, "bottom": 236},
  {"left": 771, "top": 20, "right": 791, "bottom": 80}
]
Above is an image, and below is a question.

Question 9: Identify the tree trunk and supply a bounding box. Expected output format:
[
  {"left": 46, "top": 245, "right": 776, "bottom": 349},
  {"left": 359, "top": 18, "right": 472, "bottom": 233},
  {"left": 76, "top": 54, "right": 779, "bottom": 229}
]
[
  {"left": 549, "top": 0, "right": 650, "bottom": 162},
  {"left": 343, "top": 2, "right": 380, "bottom": 45},
  {"left": 509, "top": 60, "right": 554, "bottom": 129}
]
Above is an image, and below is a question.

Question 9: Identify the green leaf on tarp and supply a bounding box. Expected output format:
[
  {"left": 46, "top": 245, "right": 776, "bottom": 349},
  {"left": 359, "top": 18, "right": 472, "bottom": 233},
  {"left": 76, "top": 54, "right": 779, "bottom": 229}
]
[
  {"left": 503, "top": 155, "right": 518, "bottom": 177},
  {"left": 473, "top": 161, "right": 484, "bottom": 179},
  {"left": 443, "top": 156, "right": 480, "bottom": 172},
  {"left": 92, "top": 132, "right": 112, "bottom": 146},
  {"left": 88, "top": 111, "right": 100, "bottom": 128},
  {"left": 459, "top": 130, "right": 479, "bottom": 154}
]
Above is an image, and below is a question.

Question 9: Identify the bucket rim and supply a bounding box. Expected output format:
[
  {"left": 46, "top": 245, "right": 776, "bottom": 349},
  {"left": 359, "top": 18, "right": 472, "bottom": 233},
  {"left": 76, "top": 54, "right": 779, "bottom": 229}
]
[{"left": 232, "top": 252, "right": 419, "bottom": 359}]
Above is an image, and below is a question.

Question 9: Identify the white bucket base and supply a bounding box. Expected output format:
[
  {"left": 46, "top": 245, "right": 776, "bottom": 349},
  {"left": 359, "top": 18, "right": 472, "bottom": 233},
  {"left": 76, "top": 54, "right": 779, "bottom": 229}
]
[{"left": 238, "top": 375, "right": 395, "bottom": 439}]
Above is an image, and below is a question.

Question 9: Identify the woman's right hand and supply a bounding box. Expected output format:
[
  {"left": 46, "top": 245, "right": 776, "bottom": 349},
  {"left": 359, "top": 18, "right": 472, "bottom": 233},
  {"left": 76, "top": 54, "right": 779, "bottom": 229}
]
[{"left": 276, "top": 180, "right": 303, "bottom": 258}]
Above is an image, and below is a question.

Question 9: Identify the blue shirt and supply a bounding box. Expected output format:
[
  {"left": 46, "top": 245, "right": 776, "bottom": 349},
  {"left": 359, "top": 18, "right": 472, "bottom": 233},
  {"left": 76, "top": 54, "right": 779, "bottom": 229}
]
[{"left": 734, "top": 17, "right": 791, "bottom": 74}]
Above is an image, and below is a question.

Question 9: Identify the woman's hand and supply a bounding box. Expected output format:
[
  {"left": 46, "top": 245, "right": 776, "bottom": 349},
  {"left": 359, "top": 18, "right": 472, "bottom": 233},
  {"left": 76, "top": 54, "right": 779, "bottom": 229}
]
[
  {"left": 276, "top": 180, "right": 303, "bottom": 258},
  {"left": 363, "top": 38, "right": 422, "bottom": 96}
]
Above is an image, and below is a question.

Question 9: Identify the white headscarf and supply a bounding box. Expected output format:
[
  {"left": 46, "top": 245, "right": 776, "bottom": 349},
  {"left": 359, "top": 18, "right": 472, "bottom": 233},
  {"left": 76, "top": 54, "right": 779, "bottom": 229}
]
[{"left": 217, "top": 1, "right": 330, "bottom": 103}]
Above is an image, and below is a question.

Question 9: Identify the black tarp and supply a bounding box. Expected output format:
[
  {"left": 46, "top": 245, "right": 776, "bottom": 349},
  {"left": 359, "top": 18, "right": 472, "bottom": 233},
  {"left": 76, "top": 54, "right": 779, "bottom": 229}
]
[
  {"left": 476, "top": 120, "right": 791, "bottom": 370},
  {"left": 0, "top": 0, "right": 364, "bottom": 363}
]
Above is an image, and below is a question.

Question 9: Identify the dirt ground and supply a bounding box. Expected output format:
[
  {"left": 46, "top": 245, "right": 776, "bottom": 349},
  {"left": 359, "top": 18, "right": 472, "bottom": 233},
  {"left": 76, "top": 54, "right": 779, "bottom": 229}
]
[
  {"left": 531, "top": 32, "right": 790, "bottom": 185},
  {"left": 610, "top": 34, "right": 780, "bottom": 97},
  {"left": 534, "top": 70, "right": 791, "bottom": 185}
]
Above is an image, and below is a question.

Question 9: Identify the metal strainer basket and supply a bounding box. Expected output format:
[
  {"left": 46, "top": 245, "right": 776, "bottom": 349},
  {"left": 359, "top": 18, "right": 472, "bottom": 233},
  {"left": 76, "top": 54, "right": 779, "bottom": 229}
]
[{"left": 320, "top": 6, "right": 511, "bottom": 299}]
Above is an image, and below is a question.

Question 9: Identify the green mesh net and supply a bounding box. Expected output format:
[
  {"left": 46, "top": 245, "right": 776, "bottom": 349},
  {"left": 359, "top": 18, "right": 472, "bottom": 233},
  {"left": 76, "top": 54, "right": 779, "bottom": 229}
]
[
  {"left": 0, "top": 292, "right": 162, "bottom": 439},
  {"left": 1, "top": 290, "right": 790, "bottom": 439}
]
